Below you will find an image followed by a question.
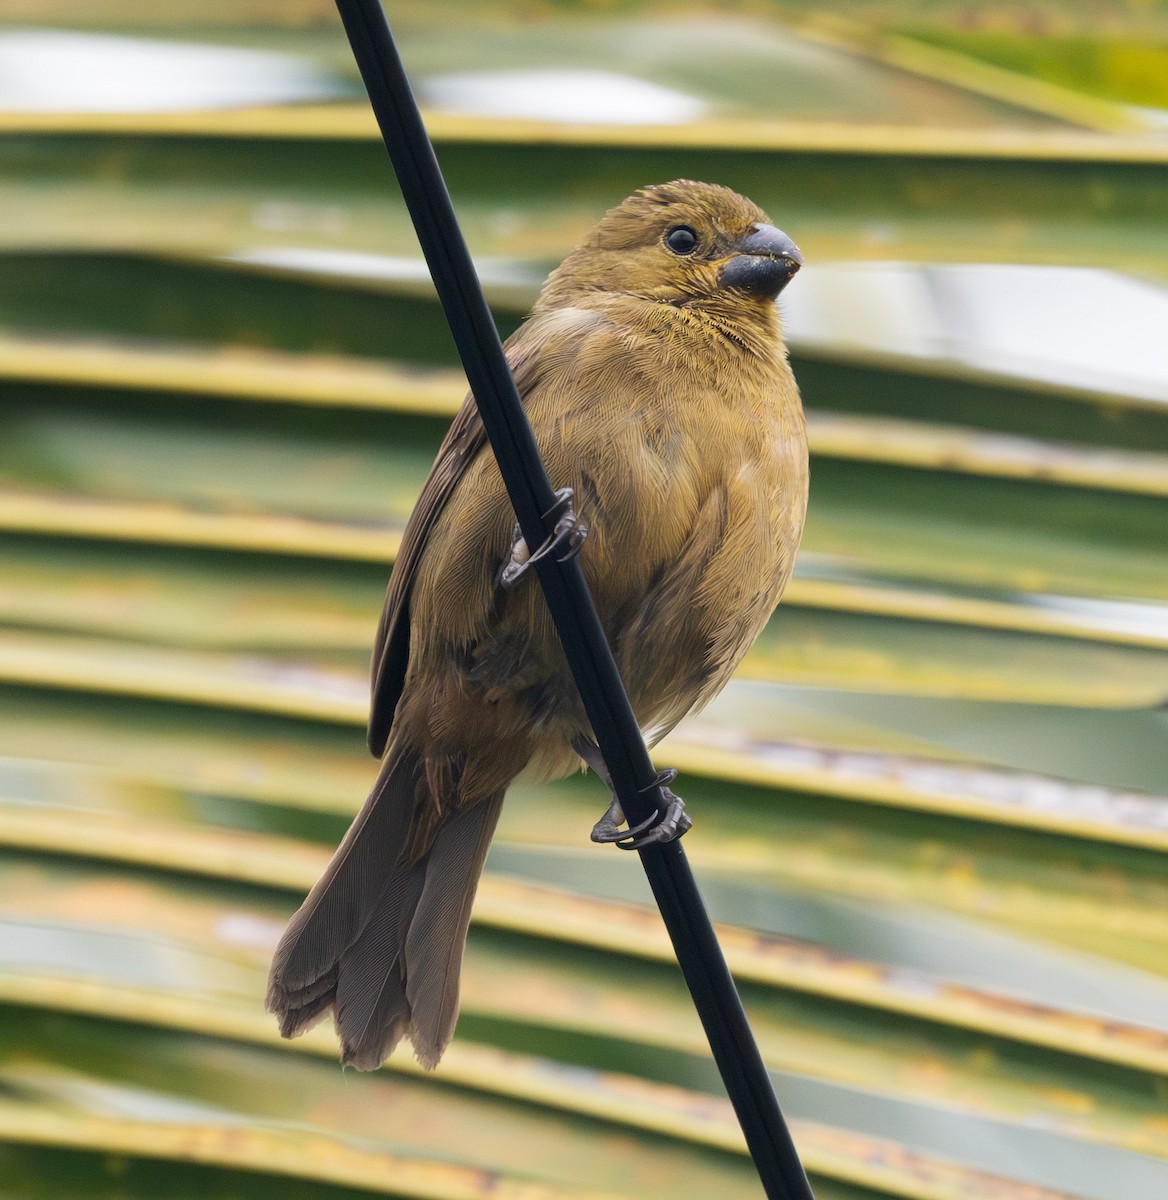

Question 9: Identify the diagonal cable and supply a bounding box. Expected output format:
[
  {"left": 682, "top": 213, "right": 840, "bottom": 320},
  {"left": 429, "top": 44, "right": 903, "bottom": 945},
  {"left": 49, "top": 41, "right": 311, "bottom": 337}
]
[{"left": 332, "top": 3, "right": 816, "bottom": 1196}]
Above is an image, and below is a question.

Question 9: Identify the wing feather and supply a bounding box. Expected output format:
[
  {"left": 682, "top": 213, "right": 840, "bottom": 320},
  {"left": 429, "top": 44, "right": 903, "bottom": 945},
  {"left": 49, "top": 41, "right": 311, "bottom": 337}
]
[{"left": 367, "top": 339, "right": 541, "bottom": 757}]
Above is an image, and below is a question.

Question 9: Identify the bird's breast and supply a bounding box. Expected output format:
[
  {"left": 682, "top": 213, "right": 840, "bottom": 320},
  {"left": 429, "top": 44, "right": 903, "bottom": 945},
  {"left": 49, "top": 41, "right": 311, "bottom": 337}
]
[{"left": 515, "top": 301, "right": 807, "bottom": 686}]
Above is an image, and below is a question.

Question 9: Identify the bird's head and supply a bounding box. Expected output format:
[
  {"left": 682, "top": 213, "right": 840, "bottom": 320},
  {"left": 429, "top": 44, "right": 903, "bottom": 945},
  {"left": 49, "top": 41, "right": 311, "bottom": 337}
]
[{"left": 536, "top": 180, "right": 802, "bottom": 315}]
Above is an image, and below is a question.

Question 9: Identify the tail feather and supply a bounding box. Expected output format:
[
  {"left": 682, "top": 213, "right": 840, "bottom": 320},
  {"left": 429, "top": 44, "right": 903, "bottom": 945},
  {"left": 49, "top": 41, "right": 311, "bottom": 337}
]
[
  {"left": 405, "top": 795, "right": 503, "bottom": 1067},
  {"left": 268, "top": 752, "right": 418, "bottom": 1005},
  {"left": 274, "top": 979, "right": 336, "bottom": 1041},
  {"left": 266, "top": 745, "right": 503, "bottom": 1070},
  {"left": 333, "top": 857, "right": 427, "bottom": 1069}
]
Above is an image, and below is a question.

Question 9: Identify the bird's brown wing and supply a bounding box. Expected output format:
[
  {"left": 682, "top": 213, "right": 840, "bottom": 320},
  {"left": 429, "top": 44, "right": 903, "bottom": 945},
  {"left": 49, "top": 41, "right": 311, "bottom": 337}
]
[{"left": 367, "top": 341, "right": 541, "bottom": 757}]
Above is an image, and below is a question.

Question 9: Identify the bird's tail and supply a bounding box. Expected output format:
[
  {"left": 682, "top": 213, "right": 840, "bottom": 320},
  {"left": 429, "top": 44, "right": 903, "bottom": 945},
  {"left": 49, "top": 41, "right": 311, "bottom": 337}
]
[{"left": 266, "top": 748, "right": 503, "bottom": 1069}]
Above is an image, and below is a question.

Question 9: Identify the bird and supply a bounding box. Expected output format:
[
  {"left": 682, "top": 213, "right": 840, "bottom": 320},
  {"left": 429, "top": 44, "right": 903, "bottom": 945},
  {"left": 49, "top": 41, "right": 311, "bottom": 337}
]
[{"left": 267, "top": 179, "right": 808, "bottom": 1071}]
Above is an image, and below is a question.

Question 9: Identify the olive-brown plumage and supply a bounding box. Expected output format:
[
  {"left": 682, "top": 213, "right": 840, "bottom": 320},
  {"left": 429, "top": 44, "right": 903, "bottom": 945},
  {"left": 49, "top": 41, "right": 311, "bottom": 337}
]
[{"left": 267, "top": 180, "right": 809, "bottom": 1069}]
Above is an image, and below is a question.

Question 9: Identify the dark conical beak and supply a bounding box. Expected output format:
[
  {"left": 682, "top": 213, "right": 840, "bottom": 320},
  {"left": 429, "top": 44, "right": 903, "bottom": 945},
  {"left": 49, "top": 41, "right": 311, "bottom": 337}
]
[{"left": 719, "top": 224, "right": 802, "bottom": 298}]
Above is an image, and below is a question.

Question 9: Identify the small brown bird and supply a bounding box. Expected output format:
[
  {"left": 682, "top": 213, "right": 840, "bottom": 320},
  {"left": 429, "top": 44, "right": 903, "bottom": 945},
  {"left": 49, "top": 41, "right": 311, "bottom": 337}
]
[{"left": 267, "top": 180, "right": 808, "bottom": 1069}]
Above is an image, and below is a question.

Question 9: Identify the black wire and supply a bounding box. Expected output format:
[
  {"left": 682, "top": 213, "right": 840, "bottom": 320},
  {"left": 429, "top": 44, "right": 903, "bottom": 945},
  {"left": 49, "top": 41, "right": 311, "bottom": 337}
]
[{"left": 333, "top": 3, "right": 816, "bottom": 1196}]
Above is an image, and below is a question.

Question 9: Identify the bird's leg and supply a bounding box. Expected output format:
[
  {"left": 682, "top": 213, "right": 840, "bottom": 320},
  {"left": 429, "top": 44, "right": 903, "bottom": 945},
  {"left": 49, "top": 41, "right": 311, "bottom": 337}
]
[
  {"left": 499, "top": 488, "right": 588, "bottom": 588},
  {"left": 574, "top": 737, "right": 692, "bottom": 851}
]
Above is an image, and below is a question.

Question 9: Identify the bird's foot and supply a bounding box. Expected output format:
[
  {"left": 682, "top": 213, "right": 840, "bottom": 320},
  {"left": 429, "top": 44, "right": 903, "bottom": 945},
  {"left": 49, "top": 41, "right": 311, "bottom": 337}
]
[
  {"left": 590, "top": 768, "right": 691, "bottom": 850},
  {"left": 500, "top": 488, "right": 588, "bottom": 588}
]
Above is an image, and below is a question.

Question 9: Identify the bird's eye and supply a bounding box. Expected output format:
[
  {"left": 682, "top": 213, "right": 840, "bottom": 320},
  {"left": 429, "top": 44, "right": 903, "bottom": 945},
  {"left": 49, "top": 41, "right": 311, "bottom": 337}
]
[{"left": 664, "top": 225, "right": 699, "bottom": 255}]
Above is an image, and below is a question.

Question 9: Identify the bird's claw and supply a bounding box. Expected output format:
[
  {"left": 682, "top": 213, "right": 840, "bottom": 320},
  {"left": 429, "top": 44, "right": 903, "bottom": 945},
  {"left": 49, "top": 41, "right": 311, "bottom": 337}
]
[
  {"left": 500, "top": 488, "right": 588, "bottom": 588},
  {"left": 590, "top": 798, "right": 660, "bottom": 845},
  {"left": 590, "top": 770, "right": 691, "bottom": 851}
]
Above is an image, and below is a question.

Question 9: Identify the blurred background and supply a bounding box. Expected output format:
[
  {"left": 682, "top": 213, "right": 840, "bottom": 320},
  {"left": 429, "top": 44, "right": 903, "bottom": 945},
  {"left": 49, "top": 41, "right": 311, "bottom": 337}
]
[{"left": 0, "top": 2, "right": 1166, "bottom": 1198}]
